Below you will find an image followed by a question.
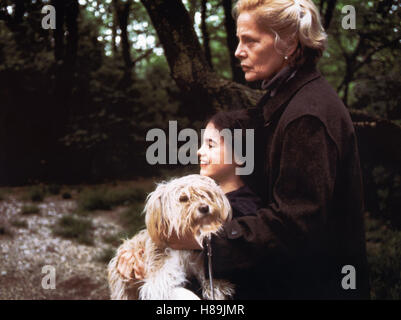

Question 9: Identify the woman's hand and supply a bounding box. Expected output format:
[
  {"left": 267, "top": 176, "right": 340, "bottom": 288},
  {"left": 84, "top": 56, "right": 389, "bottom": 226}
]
[
  {"left": 117, "top": 248, "right": 146, "bottom": 280},
  {"left": 167, "top": 231, "right": 203, "bottom": 250},
  {"left": 116, "top": 231, "right": 202, "bottom": 281}
]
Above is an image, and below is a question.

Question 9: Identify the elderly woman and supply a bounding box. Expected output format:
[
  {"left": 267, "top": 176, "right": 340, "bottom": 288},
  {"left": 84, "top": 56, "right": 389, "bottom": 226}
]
[{"left": 118, "top": 0, "right": 370, "bottom": 299}]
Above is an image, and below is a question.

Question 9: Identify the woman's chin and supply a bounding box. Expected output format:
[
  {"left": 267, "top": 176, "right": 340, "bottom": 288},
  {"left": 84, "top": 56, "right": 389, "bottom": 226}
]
[{"left": 244, "top": 72, "right": 258, "bottom": 82}]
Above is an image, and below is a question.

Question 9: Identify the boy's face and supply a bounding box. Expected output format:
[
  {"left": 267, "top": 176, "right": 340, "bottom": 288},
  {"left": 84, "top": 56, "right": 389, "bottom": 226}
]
[{"left": 198, "top": 122, "right": 237, "bottom": 183}]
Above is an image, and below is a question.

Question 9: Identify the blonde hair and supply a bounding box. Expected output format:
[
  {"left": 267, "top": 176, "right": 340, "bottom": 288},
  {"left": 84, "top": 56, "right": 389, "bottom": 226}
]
[{"left": 234, "top": 0, "right": 327, "bottom": 66}]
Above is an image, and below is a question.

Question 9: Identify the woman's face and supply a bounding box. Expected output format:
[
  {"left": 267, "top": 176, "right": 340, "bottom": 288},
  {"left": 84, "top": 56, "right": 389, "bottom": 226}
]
[
  {"left": 197, "top": 122, "right": 237, "bottom": 183},
  {"left": 235, "top": 10, "right": 286, "bottom": 82}
]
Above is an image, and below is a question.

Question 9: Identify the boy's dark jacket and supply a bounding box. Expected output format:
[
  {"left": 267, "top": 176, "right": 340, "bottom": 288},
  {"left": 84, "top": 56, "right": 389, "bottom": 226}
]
[{"left": 205, "top": 62, "right": 370, "bottom": 300}]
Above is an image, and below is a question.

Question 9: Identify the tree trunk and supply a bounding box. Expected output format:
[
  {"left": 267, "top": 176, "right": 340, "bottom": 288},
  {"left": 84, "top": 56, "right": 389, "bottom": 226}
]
[
  {"left": 52, "top": 0, "right": 79, "bottom": 121},
  {"left": 113, "top": 0, "right": 133, "bottom": 87},
  {"left": 140, "top": 0, "right": 260, "bottom": 121},
  {"left": 45, "top": 0, "right": 79, "bottom": 181},
  {"left": 188, "top": 0, "right": 198, "bottom": 25},
  {"left": 222, "top": 0, "right": 244, "bottom": 83},
  {"left": 322, "top": 0, "right": 337, "bottom": 31},
  {"left": 112, "top": 6, "right": 118, "bottom": 56},
  {"left": 201, "top": 0, "right": 213, "bottom": 69}
]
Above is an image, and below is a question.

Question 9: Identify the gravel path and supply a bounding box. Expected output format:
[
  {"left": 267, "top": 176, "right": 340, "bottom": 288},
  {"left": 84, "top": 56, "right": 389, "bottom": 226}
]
[{"left": 0, "top": 195, "right": 123, "bottom": 300}]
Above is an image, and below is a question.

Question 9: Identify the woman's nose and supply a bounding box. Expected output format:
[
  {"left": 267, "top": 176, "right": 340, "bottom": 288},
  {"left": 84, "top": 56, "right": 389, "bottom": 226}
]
[{"left": 235, "top": 43, "right": 245, "bottom": 59}]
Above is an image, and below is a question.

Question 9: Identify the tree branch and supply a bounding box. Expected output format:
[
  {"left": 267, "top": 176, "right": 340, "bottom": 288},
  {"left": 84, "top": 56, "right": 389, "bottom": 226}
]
[
  {"left": 201, "top": 0, "right": 213, "bottom": 69},
  {"left": 222, "top": 0, "right": 245, "bottom": 83},
  {"left": 323, "top": 0, "right": 337, "bottom": 31},
  {"left": 132, "top": 43, "right": 161, "bottom": 66},
  {"left": 354, "top": 36, "right": 401, "bottom": 73}
]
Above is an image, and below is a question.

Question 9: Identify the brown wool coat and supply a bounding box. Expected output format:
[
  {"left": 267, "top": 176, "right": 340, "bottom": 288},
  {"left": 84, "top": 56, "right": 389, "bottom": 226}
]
[{"left": 207, "top": 62, "right": 370, "bottom": 300}]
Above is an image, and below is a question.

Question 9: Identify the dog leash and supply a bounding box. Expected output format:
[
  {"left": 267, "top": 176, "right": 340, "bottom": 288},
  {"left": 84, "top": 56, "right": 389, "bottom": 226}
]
[{"left": 205, "top": 234, "right": 215, "bottom": 300}]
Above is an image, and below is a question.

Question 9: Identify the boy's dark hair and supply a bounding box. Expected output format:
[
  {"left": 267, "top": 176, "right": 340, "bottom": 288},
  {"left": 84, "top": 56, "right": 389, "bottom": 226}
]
[
  {"left": 207, "top": 109, "right": 251, "bottom": 132},
  {"left": 206, "top": 109, "right": 252, "bottom": 168}
]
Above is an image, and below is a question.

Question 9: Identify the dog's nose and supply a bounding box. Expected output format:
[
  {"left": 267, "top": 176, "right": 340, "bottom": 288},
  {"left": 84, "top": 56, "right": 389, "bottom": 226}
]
[{"left": 198, "top": 204, "right": 209, "bottom": 214}]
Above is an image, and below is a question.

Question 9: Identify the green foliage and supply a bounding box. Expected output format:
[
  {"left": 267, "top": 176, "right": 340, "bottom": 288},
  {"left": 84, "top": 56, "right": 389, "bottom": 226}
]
[
  {"left": 368, "top": 165, "right": 401, "bottom": 229},
  {"left": 78, "top": 189, "right": 114, "bottom": 211},
  {"left": 0, "top": 188, "right": 12, "bottom": 201},
  {"left": 77, "top": 186, "right": 146, "bottom": 212},
  {"left": 24, "top": 187, "right": 45, "bottom": 202},
  {"left": 46, "top": 184, "right": 61, "bottom": 196},
  {"left": 107, "top": 187, "right": 147, "bottom": 206},
  {"left": 102, "top": 232, "right": 127, "bottom": 247},
  {"left": 365, "top": 215, "right": 401, "bottom": 299},
  {"left": 52, "top": 215, "right": 94, "bottom": 246},
  {"left": 95, "top": 247, "right": 117, "bottom": 264},
  {"left": 319, "top": 0, "right": 401, "bottom": 107},
  {"left": 118, "top": 204, "right": 146, "bottom": 238},
  {"left": 10, "top": 219, "right": 28, "bottom": 229},
  {"left": 353, "top": 62, "right": 401, "bottom": 120},
  {"left": 21, "top": 204, "right": 40, "bottom": 215}
]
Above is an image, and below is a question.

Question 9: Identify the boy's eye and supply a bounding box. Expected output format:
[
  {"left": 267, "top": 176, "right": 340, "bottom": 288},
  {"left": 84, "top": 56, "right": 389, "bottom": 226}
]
[{"left": 207, "top": 140, "right": 215, "bottom": 148}]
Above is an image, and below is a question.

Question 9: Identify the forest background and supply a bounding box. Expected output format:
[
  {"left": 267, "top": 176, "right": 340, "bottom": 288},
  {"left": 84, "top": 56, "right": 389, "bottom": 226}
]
[{"left": 0, "top": 0, "right": 401, "bottom": 299}]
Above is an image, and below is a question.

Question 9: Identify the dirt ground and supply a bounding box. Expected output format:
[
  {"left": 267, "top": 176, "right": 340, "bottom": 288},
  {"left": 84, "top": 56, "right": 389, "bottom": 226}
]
[{"left": 0, "top": 188, "right": 127, "bottom": 300}]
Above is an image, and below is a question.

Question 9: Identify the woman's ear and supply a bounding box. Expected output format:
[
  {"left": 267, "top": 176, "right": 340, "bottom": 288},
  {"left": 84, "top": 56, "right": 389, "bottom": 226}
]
[{"left": 286, "top": 39, "right": 300, "bottom": 59}]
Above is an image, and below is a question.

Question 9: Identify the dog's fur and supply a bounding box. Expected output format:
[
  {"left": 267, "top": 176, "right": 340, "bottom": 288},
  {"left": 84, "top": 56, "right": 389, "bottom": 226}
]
[{"left": 107, "top": 174, "right": 235, "bottom": 300}]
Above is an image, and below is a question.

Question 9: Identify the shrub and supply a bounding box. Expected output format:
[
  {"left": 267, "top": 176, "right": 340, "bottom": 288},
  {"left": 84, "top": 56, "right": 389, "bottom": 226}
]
[
  {"left": 62, "top": 192, "right": 72, "bottom": 199},
  {"left": 102, "top": 232, "right": 127, "bottom": 247},
  {"left": 106, "top": 188, "right": 146, "bottom": 207},
  {"left": 119, "top": 204, "right": 146, "bottom": 237},
  {"left": 21, "top": 205, "right": 40, "bottom": 215},
  {"left": 52, "top": 215, "right": 94, "bottom": 245},
  {"left": 24, "top": 186, "right": 45, "bottom": 202},
  {"left": 365, "top": 215, "right": 401, "bottom": 299},
  {"left": 10, "top": 219, "right": 28, "bottom": 228},
  {"left": 47, "top": 184, "right": 61, "bottom": 195},
  {"left": 0, "top": 188, "right": 12, "bottom": 201},
  {"left": 77, "top": 187, "right": 146, "bottom": 212},
  {"left": 95, "top": 247, "right": 116, "bottom": 264},
  {"left": 77, "top": 189, "right": 112, "bottom": 211}
]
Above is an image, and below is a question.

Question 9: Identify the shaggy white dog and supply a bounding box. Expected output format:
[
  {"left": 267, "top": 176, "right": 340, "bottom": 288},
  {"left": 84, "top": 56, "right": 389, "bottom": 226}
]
[{"left": 107, "top": 174, "right": 235, "bottom": 300}]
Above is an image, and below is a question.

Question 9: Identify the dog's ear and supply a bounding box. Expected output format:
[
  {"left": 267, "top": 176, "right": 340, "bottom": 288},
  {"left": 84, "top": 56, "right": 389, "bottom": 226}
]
[{"left": 145, "top": 183, "right": 169, "bottom": 246}]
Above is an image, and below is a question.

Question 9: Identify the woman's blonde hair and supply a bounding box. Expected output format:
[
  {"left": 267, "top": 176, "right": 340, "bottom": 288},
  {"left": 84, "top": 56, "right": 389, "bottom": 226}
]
[{"left": 233, "top": 0, "right": 327, "bottom": 66}]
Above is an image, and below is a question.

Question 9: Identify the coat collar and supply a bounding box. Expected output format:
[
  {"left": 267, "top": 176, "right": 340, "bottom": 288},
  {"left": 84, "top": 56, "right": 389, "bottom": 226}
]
[{"left": 256, "top": 62, "right": 321, "bottom": 125}]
